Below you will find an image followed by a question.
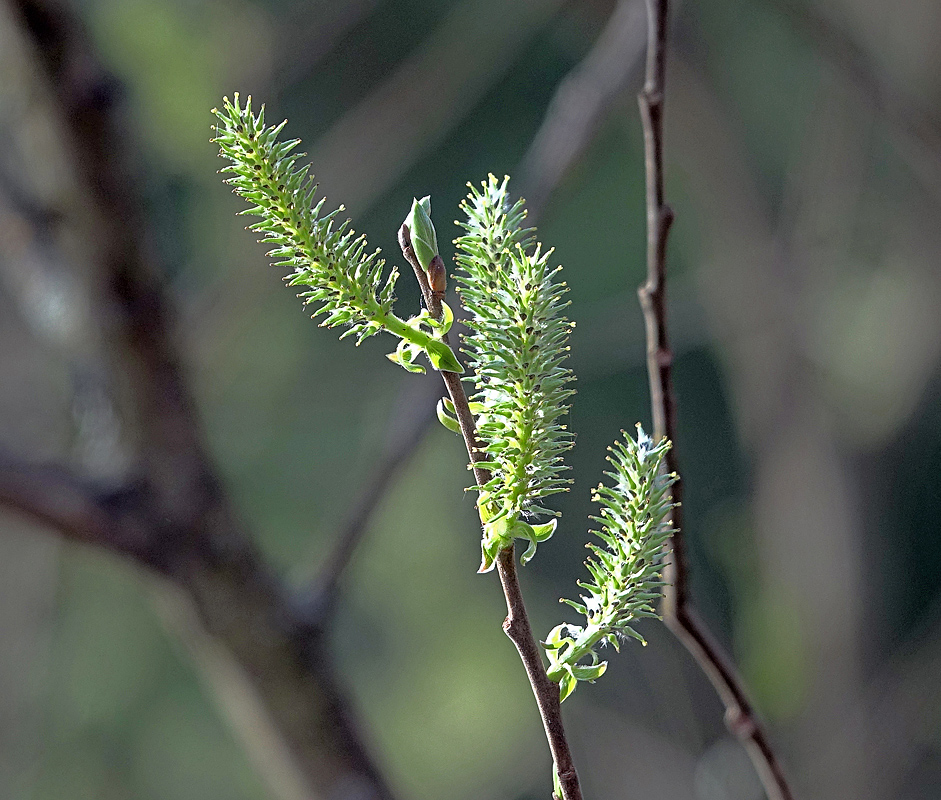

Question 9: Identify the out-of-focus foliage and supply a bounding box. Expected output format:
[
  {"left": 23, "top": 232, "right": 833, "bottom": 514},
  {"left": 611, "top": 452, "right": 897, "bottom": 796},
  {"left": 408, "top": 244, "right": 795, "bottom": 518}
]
[{"left": 2, "top": 0, "right": 941, "bottom": 799}]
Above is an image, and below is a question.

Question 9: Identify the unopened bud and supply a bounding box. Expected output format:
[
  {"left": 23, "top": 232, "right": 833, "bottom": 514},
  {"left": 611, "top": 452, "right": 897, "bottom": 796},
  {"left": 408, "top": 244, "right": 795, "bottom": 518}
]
[{"left": 405, "top": 196, "right": 439, "bottom": 271}]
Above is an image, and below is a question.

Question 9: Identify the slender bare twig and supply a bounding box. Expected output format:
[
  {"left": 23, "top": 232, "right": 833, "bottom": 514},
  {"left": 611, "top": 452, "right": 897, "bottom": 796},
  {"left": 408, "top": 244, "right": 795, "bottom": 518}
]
[
  {"left": 635, "top": 2, "right": 796, "bottom": 799},
  {"left": 398, "top": 225, "right": 583, "bottom": 800}
]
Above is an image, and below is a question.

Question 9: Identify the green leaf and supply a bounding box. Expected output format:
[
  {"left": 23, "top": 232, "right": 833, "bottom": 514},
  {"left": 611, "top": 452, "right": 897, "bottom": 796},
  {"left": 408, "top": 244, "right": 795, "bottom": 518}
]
[
  {"left": 391, "top": 339, "right": 426, "bottom": 374},
  {"left": 531, "top": 519, "right": 558, "bottom": 542},
  {"left": 485, "top": 515, "right": 513, "bottom": 542},
  {"left": 436, "top": 399, "right": 461, "bottom": 434},
  {"left": 478, "top": 536, "right": 501, "bottom": 574},
  {"left": 428, "top": 300, "right": 454, "bottom": 335},
  {"left": 558, "top": 671, "right": 577, "bottom": 702},
  {"left": 476, "top": 493, "right": 496, "bottom": 523},
  {"left": 425, "top": 339, "right": 463, "bottom": 373},
  {"left": 520, "top": 536, "right": 538, "bottom": 566},
  {"left": 571, "top": 661, "right": 607, "bottom": 682},
  {"left": 543, "top": 624, "right": 572, "bottom": 650}
]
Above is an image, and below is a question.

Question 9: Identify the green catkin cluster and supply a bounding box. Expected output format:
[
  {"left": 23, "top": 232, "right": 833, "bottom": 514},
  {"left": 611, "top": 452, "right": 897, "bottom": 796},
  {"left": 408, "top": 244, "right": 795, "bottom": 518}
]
[
  {"left": 213, "top": 94, "right": 396, "bottom": 344},
  {"left": 213, "top": 95, "right": 461, "bottom": 373},
  {"left": 544, "top": 426, "right": 675, "bottom": 701},
  {"left": 455, "top": 175, "right": 576, "bottom": 570}
]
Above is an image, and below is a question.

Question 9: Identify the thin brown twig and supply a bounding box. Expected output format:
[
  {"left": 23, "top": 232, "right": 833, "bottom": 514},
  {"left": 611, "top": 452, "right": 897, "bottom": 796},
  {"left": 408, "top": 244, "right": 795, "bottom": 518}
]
[
  {"left": 635, "top": 1, "right": 796, "bottom": 799},
  {"left": 398, "top": 224, "right": 583, "bottom": 800}
]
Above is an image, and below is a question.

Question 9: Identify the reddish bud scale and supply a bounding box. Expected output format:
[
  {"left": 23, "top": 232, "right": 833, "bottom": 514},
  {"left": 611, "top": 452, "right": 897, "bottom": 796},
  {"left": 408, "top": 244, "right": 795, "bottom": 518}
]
[{"left": 427, "top": 255, "right": 447, "bottom": 297}]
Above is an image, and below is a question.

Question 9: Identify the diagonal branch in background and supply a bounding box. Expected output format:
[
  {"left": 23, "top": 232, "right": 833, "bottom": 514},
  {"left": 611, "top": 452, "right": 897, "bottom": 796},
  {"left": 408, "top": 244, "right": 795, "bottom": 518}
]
[
  {"left": 273, "top": 0, "right": 379, "bottom": 92},
  {"left": 635, "top": 1, "right": 796, "bottom": 799},
  {"left": 301, "top": 373, "right": 440, "bottom": 623},
  {"left": 518, "top": 0, "right": 648, "bottom": 218},
  {"left": 2, "top": 2, "right": 397, "bottom": 799},
  {"left": 307, "top": 0, "right": 564, "bottom": 213},
  {"left": 767, "top": 0, "right": 941, "bottom": 204}
]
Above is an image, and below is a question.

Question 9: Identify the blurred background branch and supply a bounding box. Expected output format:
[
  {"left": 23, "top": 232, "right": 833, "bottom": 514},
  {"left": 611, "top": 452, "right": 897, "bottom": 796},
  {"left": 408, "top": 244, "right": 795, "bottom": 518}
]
[{"left": 1, "top": 1, "right": 400, "bottom": 799}]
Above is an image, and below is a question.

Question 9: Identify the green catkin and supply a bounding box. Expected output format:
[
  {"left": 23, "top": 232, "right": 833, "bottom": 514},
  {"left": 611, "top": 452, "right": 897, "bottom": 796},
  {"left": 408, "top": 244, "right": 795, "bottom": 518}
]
[
  {"left": 544, "top": 426, "right": 676, "bottom": 701},
  {"left": 213, "top": 94, "right": 461, "bottom": 373},
  {"left": 455, "top": 175, "right": 576, "bottom": 569}
]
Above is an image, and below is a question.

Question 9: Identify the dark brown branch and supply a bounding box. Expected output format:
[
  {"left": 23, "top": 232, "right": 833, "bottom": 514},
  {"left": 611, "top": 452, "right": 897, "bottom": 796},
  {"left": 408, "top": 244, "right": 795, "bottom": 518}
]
[
  {"left": 398, "top": 225, "right": 583, "bottom": 800},
  {"left": 635, "top": 2, "right": 796, "bottom": 799},
  {"left": 4, "top": 2, "right": 397, "bottom": 799},
  {"left": 0, "top": 450, "right": 151, "bottom": 562}
]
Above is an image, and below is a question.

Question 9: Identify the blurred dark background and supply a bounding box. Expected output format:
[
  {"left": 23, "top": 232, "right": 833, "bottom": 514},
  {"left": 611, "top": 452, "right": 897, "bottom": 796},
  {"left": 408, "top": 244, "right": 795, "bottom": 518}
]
[{"left": 1, "top": 0, "right": 940, "bottom": 798}]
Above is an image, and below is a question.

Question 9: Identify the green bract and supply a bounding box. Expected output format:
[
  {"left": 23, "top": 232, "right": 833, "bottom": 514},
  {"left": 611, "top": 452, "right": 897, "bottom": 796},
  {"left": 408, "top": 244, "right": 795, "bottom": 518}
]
[
  {"left": 455, "top": 175, "right": 575, "bottom": 570},
  {"left": 212, "top": 94, "right": 461, "bottom": 373},
  {"left": 544, "top": 426, "right": 675, "bottom": 701}
]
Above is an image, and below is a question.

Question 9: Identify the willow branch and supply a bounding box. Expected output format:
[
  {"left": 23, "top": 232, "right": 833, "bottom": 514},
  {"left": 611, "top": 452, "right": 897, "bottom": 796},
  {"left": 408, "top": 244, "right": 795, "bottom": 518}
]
[
  {"left": 399, "top": 225, "right": 583, "bottom": 800},
  {"left": 636, "top": 2, "right": 795, "bottom": 799}
]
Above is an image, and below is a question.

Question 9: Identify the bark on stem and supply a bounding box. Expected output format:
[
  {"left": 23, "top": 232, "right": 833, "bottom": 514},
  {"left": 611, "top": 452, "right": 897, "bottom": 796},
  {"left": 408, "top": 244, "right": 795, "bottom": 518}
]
[{"left": 636, "top": 1, "right": 795, "bottom": 798}]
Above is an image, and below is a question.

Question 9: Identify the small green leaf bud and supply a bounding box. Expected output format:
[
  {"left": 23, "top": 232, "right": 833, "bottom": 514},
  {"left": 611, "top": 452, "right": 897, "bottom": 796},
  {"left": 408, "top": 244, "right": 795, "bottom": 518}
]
[
  {"left": 436, "top": 398, "right": 462, "bottom": 434},
  {"left": 405, "top": 196, "right": 439, "bottom": 271}
]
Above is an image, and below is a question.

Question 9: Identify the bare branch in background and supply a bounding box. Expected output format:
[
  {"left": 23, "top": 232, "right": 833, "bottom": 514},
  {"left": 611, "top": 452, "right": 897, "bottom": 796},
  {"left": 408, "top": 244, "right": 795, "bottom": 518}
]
[
  {"left": 518, "top": 0, "right": 647, "bottom": 217},
  {"left": 308, "top": 0, "right": 564, "bottom": 213},
  {"left": 301, "top": 373, "right": 439, "bottom": 622},
  {"left": 274, "top": 0, "right": 379, "bottom": 91},
  {"left": 1, "top": 2, "right": 399, "bottom": 799},
  {"left": 770, "top": 0, "right": 941, "bottom": 201},
  {"left": 635, "top": 1, "right": 796, "bottom": 799},
  {"left": 0, "top": 451, "right": 148, "bottom": 561}
]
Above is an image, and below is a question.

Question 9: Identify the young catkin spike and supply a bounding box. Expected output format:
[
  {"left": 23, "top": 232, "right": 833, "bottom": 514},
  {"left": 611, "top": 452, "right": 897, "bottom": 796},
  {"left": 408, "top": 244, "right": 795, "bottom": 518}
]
[
  {"left": 455, "top": 175, "right": 575, "bottom": 570},
  {"left": 543, "top": 426, "right": 676, "bottom": 701},
  {"left": 213, "top": 94, "right": 395, "bottom": 344},
  {"left": 212, "top": 95, "right": 462, "bottom": 373}
]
